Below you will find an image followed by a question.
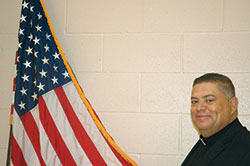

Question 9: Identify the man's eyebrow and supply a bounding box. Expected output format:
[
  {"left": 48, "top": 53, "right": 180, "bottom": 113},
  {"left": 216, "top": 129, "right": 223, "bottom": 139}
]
[
  {"left": 191, "top": 94, "right": 216, "bottom": 100},
  {"left": 203, "top": 94, "right": 216, "bottom": 98},
  {"left": 191, "top": 97, "right": 198, "bottom": 100}
]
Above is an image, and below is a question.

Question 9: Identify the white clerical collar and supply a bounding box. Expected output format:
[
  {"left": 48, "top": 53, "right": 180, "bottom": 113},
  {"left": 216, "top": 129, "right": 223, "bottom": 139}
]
[{"left": 199, "top": 138, "right": 206, "bottom": 146}]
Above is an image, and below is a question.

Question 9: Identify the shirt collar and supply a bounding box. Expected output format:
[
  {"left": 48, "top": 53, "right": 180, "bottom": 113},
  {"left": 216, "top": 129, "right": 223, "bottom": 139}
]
[{"left": 199, "top": 118, "right": 238, "bottom": 146}]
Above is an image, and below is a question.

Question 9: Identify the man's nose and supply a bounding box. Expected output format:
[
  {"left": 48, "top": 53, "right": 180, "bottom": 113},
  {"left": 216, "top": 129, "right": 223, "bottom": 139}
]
[{"left": 197, "top": 101, "right": 206, "bottom": 111}]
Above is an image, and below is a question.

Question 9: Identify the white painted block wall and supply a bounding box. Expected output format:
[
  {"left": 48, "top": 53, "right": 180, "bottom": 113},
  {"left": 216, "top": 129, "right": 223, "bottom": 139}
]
[{"left": 1, "top": 0, "right": 250, "bottom": 165}]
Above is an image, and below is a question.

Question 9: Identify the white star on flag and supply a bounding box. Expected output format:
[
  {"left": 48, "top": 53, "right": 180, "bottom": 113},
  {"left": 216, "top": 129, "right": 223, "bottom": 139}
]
[
  {"left": 42, "top": 57, "right": 49, "bottom": 65},
  {"left": 33, "top": 79, "right": 37, "bottom": 86},
  {"left": 34, "top": 51, "right": 38, "bottom": 58},
  {"left": 30, "top": 5, "right": 34, "bottom": 12},
  {"left": 20, "top": 87, "right": 27, "bottom": 95},
  {"left": 37, "top": 13, "right": 42, "bottom": 20},
  {"left": 21, "top": 74, "right": 29, "bottom": 82},
  {"left": 53, "top": 65, "right": 58, "bottom": 72},
  {"left": 46, "top": 33, "right": 51, "bottom": 40},
  {"left": 31, "top": 92, "right": 38, "bottom": 101},
  {"left": 51, "top": 76, "right": 58, "bottom": 84},
  {"left": 20, "top": 14, "right": 27, "bottom": 22},
  {"left": 25, "top": 46, "right": 33, "bottom": 55},
  {"left": 37, "top": 82, "right": 45, "bottom": 91},
  {"left": 44, "top": 44, "right": 49, "bottom": 52},
  {"left": 23, "top": 60, "right": 31, "bottom": 68},
  {"left": 22, "top": 1, "right": 29, "bottom": 9},
  {"left": 33, "top": 36, "right": 40, "bottom": 45},
  {"left": 28, "top": 33, "right": 33, "bottom": 41},
  {"left": 18, "top": 42, "right": 22, "bottom": 49},
  {"left": 52, "top": 52, "right": 60, "bottom": 59},
  {"left": 18, "top": 101, "right": 26, "bottom": 110},
  {"left": 35, "top": 24, "right": 42, "bottom": 32},
  {"left": 39, "top": 69, "right": 47, "bottom": 78},
  {"left": 19, "top": 28, "right": 24, "bottom": 36},
  {"left": 62, "top": 71, "right": 69, "bottom": 78}
]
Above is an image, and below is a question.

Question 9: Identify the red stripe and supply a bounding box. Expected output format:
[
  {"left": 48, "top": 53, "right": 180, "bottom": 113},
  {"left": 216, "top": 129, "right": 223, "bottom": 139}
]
[
  {"left": 38, "top": 97, "right": 77, "bottom": 166},
  {"left": 20, "top": 112, "right": 46, "bottom": 166},
  {"left": 11, "top": 104, "right": 14, "bottom": 115},
  {"left": 15, "top": 51, "right": 18, "bottom": 64},
  {"left": 13, "top": 78, "right": 16, "bottom": 91},
  {"left": 54, "top": 86, "right": 107, "bottom": 166},
  {"left": 11, "top": 135, "right": 27, "bottom": 166}
]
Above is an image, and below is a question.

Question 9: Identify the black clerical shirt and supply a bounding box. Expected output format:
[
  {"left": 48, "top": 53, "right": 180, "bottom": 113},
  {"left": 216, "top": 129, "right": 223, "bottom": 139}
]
[{"left": 183, "top": 119, "right": 238, "bottom": 166}]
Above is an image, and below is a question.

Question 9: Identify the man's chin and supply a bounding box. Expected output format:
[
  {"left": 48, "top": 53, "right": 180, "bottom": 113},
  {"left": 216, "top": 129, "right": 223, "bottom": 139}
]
[{"left": 194, "top": 121, "right": 212, "bottom": 131}]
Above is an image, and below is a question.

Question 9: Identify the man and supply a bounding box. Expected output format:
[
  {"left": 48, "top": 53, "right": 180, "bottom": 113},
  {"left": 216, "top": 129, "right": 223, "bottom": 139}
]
[{"left": 182, "top": 73, "right": 250, "bottom": 166}]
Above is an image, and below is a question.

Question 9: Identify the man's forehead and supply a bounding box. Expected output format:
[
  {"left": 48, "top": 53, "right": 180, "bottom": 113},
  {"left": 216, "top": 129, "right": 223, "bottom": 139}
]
[
  {"left": 192, "top": 82, "right": 218, "bottom": 91},
  {"left": 191, "top": 82, "right": 220, "bottom": 97}
]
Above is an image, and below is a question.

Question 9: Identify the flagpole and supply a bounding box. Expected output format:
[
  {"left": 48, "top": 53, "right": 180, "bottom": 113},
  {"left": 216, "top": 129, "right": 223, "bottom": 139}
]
[
  {"left": 6, "top": 125, "right": 12, "bottom": 166},
  {"left": 6, "top": 49, "right": 17, "bottom": 166}
]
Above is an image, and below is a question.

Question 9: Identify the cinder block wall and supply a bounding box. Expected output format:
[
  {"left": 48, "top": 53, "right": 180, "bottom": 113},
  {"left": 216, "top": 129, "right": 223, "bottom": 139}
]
[{"left": 1, "top": 0, "right": 250, "bottom": 165}]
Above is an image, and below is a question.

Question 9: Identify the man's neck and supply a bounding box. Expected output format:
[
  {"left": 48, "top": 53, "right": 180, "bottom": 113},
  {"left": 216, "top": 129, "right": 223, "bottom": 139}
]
[{"left": 200, "top": 118, "right": 238, "bottom": 139}]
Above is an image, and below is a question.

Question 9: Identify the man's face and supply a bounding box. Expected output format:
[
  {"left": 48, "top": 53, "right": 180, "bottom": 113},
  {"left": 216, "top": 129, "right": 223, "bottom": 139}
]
[{"left": 191, "top": 82, "right": 236, "bottom": 137}]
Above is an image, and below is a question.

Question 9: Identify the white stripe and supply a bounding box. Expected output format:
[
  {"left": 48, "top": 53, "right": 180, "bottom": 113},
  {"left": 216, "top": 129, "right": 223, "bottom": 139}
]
[
  {"left": 12, "top": 110, "right": 40, "bottom": 165},
  {"left": 30, "top": 106, "right": 62, "bottom": 166},
  {"left": 12, "top": 91, "right": 15, "bottom": 103},
  {"left": 42, "top": 89, "right": 92, "bottom": 166},
  {"left": 30, "top": 105, "right": 39, "bottom": 127},
  {"left": 63, "top": 82, "right": 122, "bottom": 166}
]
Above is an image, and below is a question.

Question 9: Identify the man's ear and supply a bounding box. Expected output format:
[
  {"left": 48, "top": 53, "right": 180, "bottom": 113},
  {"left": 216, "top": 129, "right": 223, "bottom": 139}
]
[{"left": 230, "top": 96, "right": 238, "bottom": 114}]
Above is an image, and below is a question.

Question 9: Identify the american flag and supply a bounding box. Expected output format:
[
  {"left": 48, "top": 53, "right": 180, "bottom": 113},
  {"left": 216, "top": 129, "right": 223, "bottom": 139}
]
[{"left": 10, "top": 0, "right": 137, "bottom": 165}]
